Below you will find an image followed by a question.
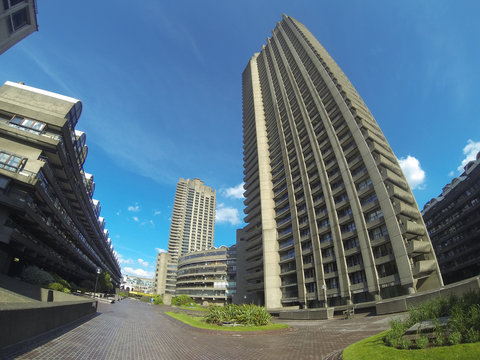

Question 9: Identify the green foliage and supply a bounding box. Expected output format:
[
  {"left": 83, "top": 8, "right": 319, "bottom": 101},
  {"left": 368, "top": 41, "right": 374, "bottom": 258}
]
[
  {"left": 398, "top": 338, "right": 411, "bottom": 350},
  {"left": 21, "top": 266, "right": 54, "bottom": 286},
  {"left": 448, "top": 331, "right": 462, "bottom": 345},
  {"left": 48, "top": 282, "right": 65, "bottom": 291},
  {"left": 172, "top": 295, "right": 194, "bottom": 306},
  {"left": 165, "top": 311, "right": 288, "bottom": 332},
  {"left": 50, "top": 273, "right": 71, "bottom": 290},
  {"left": 433, "top": 318, "right": 446, "bottom": 346},
  {"left": 414, "top": 335, "right": 429, "bottom": 349},
  {"left": 344, "top": 330, "right": 480, "bottom": 360},
  {"left": 384, "top": 319, "right": 406, "bottom": 348},
  {"left": 152, "top": 295, "right": 163, "bottom": 305},
  {"left": 465, "top": 328, "right": 480, "bottom": 343},
  {"left": 97, "top": 271, "right": 114, "bottom": 293},
  {"left": 118, "top": 292, "right": 128, "bottom": 297},
  {"left": 384, "top": 290, "right": 480, "bottom": 349},
  {"left": 205, "top": 304, "right": 271, "bottom": 326}
]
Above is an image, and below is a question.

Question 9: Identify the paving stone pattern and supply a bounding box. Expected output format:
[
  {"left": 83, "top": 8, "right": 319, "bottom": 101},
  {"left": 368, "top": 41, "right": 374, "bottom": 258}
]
[{"left": 2, "top": 299, "right": 398, "bottom": 360}]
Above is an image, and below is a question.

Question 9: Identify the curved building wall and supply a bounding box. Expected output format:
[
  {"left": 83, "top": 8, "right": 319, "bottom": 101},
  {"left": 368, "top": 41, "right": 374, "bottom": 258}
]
[{"left": 176, "top": 246, "right": 236, "bottom": 305}]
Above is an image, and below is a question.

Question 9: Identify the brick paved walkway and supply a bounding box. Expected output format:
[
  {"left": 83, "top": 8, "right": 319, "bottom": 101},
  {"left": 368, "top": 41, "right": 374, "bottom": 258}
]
[{"left": 2, "top": 299, "right": 399, "bottom": 360}]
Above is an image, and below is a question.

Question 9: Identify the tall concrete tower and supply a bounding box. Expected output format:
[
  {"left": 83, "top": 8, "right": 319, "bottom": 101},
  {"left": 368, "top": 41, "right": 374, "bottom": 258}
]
[
  {"left": 167, "top": 178, "right": 216, "bottom": 262},
  {"left": 155, "top": 178, "right": 216, "bottom": 296},
  {"left": 239, "top": 15, "right": 442, "bottom": 310}
]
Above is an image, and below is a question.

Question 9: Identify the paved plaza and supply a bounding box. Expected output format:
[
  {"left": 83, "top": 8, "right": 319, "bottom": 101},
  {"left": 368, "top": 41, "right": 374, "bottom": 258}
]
[{"left": 2, "top": 299, "right": 398, "bottom": 360}]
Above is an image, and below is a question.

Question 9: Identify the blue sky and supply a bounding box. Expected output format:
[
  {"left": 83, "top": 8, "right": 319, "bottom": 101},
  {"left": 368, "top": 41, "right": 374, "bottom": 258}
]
[{"left": 1, "top": 1, "right": 479, "bottom": 278}]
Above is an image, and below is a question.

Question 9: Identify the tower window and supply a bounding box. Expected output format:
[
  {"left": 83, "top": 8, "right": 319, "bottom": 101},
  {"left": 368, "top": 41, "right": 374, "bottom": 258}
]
[
  {"left": 9, "top": 116, "right": 46, "bottom": 134},
  {"left": 0, "top": 151, "right": 26, "bottom": 172},
  {"left": 7, "top": 7, "right": 29, "bottom": 33}
]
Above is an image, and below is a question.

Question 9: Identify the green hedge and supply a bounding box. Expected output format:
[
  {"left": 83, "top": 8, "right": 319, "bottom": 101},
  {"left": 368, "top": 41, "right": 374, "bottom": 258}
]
[
  {"left": 172, "top": 295, "right": 194, "bottom": 306},
  {"left": 384, "top": 290, "right": 480, "bottom": 349},
  {"left": 205, "top": 304, "right": 271, "bottom": 326}
]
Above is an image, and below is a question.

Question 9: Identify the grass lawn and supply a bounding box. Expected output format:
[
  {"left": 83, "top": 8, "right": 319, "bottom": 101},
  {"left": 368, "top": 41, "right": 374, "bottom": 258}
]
[
  {"left": 165, "top": 311, "right": 289, "bottom": 332},
  {"left": 343, "top": 331, "right": 480, "bottom": 360}
]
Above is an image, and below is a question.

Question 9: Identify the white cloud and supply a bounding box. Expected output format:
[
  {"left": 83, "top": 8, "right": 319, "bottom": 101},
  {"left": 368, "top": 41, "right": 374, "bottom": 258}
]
[
  {"left": 155, "top": 248, "right": 167, "bottom": 253},
  {"left": 448, "top": 170, "right": 455, "bottom": 177},
  {"left": 154, "top": 210, "right": 161, "bottom": 216},
  {"left": 457, "top": 139, "right": 480, "bottom": 172},
  {"left": 132, "top": 216, "right": 139, "bottom": 222},
  {"left": 138, "top": 259, "right": 149, "bottom": 267},
  {"left": 223, "top": 183, "right": 245, "bottom": 199},
  {"left": 128, "top": 204, "right": 140, "bottom": 212},
  {"left": 398, "top": 155, "right": 426, "bottom": 190},
  {"left": 216, "top": 203, "right": 242, "bottom": 225},
  {"left": 117, "top": 253, "right": 133, "bottom": 265},
  {"left": 123, "top": 267, "right": 153, "bottom": 278}
]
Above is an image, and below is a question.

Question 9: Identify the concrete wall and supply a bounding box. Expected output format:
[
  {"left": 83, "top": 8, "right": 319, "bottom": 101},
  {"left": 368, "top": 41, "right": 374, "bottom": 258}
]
[
  {"left": 0, "top": 273, "right": 86, "bottom": 302},
  {"left": 0, "top": 274, "right": 98, "bottom": 348},
  {"left": 0, "top": 301, "right": 97, "bottom": 348},
  {"left": 376, "top": 276, "right": 480, "bottom": 315},
  {"left": 277, "top": 307, "right": 334, "bottom": 320}
]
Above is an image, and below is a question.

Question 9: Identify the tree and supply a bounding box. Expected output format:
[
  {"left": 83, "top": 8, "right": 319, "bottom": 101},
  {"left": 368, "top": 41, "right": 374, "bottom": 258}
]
[{"left": 97, "top": 271, "right": 114, "bottom": 293}]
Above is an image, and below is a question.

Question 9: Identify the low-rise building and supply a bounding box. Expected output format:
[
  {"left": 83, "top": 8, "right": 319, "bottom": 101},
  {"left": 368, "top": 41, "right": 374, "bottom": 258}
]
[
  {"left": 422, "top": 152, "right": 480, "bottom": 284},
  {"left": 176, "top": 245, "right": 236, "bottom": 305},
  {"left": 121, "top": 274, "right": 155, "bottom": 294}
]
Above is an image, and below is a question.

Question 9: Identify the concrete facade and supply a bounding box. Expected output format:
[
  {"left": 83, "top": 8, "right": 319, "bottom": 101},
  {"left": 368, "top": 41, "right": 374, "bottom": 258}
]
[
  {"left": 167, "top": 178, "right": 216, "bottom": 262},
  {"left": 153, "top": 251, "right": 170, "bottom": 296},
  {"left": 155, "top": 178, "right": 216, "bottom": 296},
  {"left": 239, "top": 15, "right": 442, "bottom": 311},
  {"left": 422, "top": 151, "right": 480, "bottom": 284},
  {"left": 176, "top": 245, "right": 236, "bottom": 305},
  {"left": 0, "top": 81, "right": 121, "bottom": 286},
  {"left": 0, "top": 0, "right": 38, "bottom": 55}
]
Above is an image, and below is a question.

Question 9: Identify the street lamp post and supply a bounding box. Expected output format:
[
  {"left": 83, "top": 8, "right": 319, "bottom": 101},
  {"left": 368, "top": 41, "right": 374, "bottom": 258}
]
[{"left": 93, "top": 268, "right": 101, "bottom": 298}]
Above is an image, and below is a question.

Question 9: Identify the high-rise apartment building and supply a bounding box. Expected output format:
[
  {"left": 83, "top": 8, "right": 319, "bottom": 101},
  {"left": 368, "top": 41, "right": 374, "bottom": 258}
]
[
  {"left": 239, "top": 15, "right": 442, "bottom": 310},
  {"left": 422, "top": 152, "right": 480, "bottom": 285},
  {"left": 0, "top": 81, "right": 121, "bottom": 286},
  {"left": 167, "top": 178, "right": 216, "bottom": 262},
  {"left": 0, "top": 0, "right": 38, "bottom": 55},
  {"left": 155, "top": 178, "right": 216, "bottom": 296}
]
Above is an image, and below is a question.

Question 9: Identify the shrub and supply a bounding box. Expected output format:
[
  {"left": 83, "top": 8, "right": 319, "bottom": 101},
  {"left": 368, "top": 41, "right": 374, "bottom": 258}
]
[
  {"left": 48, "top": 282, "right": 65, "bottom": 292},
  {"left": 433, "top": 318, "right": 446, "bottom": 346},
  {"left": 465, "top": 328, "right": 480, "bottom": 343},
  {"left": 415, "top": 335, "right": 429, "bottom": 349},
  {"left": 152, "top": 295, "right": 163, "bottom": 305},
  {"left": 22, "top": 266, "right": 54, "bottom": 286},
  {"left": 50, "top": 273, "right": 71, "bottom": 290},
  {"left": 384, "top": 319, "right": 405, "bottom": 348},
  {"left": 448, "top": 331, "right": 462, "bottom": 345},
  {"left": 398, "top": 338, "right": 411, "bottom": 350},
  {"left": 172, "top": 295, "right": 194, "bottom": 306},
  {"left": 205, "top": 304, "right": 271, "bottom": 326},
  {"left": 385, "top": 290, "right": 480, "bottom": 349}
]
